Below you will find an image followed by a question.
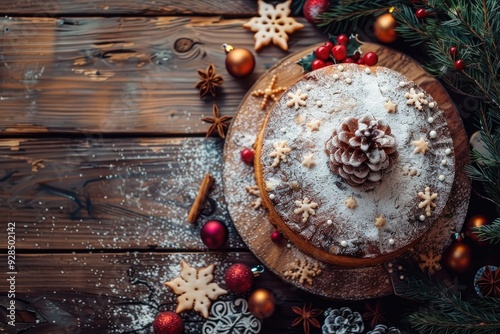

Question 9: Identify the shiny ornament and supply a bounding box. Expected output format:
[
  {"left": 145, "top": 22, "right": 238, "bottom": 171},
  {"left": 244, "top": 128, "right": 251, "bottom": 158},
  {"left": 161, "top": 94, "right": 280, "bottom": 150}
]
[
  {"left": 374, "top": 13, "right": 397, "bottom": 43},
  {"left": 224, "top": 263, "right": 254, "bottom": 294},
  {"left": 223, "top": 44, "right": 255, "bottom": 78},
  {"left": 240, "top": 148, "right": 254, "bottom": 164},
  {"left": 200, "top": 220, "right": 228, "bottom": 249},
  {"left": 442, "top": 241, "right": 473, "bottom": 273},
  {"left": 454, "top": 59, "right": 466, "bottom": 71},
  {"left": 303, "top": 0, "right": 330, "bottom": 24},
  {"left": 248, "top": 288, "right": 275, "bottom": 319},
  {"left": 271, "top": 230, "right": 282, "bottom": 242},
  {"left": 153, "top": 311, "right": 184, "bottom": 334},
  {"left": 465, "top": 214, "right": 490, "bottom": 245}
]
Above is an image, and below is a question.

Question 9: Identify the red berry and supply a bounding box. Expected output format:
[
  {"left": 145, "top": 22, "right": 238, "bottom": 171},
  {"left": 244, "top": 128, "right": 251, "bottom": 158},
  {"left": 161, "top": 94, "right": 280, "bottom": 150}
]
[
  {"left": 311, "top": 59, "right": 326, "bottom": 70},
  {"left": 337, "top": 34, "right": 349, "bottom": 46},
  {"left": 356, "top": 58, "right": 365, "bottom": 65},
  {"left": 325, "top": 61, "right": 334, "bottom": 66},
  {"left": 352, "top": 51, "right": 361, "bottom": 61},
  {"left": 324, "top": 41, "right": 334, "bottom": 52},
  {"left": 363, "top": 52, "right": 378, "bottom": 66},
  {"left": 449, "top": 46, "right": 458, "bottom": 57},
  {"left": 454, "top": 59, "right": 466, "bottom": 71},
  {"left": 271, "top": 230, "right": 282, "bottom": 242},
  {"left": 331, "top": 45, "right": 347, "bottom": 61},
  {"left": 415, "top": 8, "right": 429, "bottom": 19},
  {"left": 343, "top": 57, "right": 355, "bottom": 63},
  {"left": 240, "top": 148, "right": 254, "bottom": 164},
  {"left": 315, "top": 45, "right": 331, "bottom": 61}
]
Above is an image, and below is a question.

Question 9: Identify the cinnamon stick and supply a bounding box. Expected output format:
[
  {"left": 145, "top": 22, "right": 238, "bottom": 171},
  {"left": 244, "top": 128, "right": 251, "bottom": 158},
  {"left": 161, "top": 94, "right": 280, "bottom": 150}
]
[{"left": 187, "top": 173, "right": 214, "bottom": 223}]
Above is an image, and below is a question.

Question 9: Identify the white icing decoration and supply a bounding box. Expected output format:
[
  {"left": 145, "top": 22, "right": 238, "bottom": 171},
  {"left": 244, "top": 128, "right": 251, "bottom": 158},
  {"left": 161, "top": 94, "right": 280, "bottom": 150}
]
[
  {"left": 269, "top": 193, "right": 276, "bottom": 199},
  {"left": 301, "top": 153, "right": 316, "bottom": 168},
  {"left": 441, "top": 159, "right": 447, "bottom": 166},
  {"left": 399, "top": 81, "right": 406, "bottom": 87},
  {"left": 340, "top": 240, "right": 348, "bottom": 247},
  {"left": 306, "top": 119, "right": 321, "bottom": 131},
  {"left": 427, "top": 117, "right": 434, "bottom": 123},
  {"left": 305, "top": 84, "right": 312, "bottom": 91},
  {"left": 399, "top": 275, "right": 405, "bottom": 280},
  {"left": 286, "top": 89, "right": 307, "bottom": 110},
  {"left": 269, "top": 141, "right": 291, "bottom": 167},
  {"left": 364, "top": 67, "right": 371, "bottom": 74},
  {"left": 316, "top": 100, "right": 323, "bottom": 107},
  {"left": 332, "top": 74, "right": 339, "bottom": 80},
  {"left": 429, "top": 102, "right": 436, "bottom": 108},
  {"left": 337, "top": 65, "right": 344, "bottom": 72},
  {"left": 405, "top": 88, "right": 429, "bottom": 110},
  {"left": 294, "top": 197, "right": 318, "bottom": 222},
  {"left": 280, "top": 127, "right": 287, "bottom": 133},
  {"left": 384, "top": 100, "right": 397, "bottom": 113},
  {"left": 326, "top": 219, "right": 333, "bottom": 225},
  {"left": 286, "top": 243, "right": 291, "bottom": 248},
  {"left": 429, "top": 130, "right": 437, "bottom": 138},
  {"left": 419, "top": 215, "right": 426, "bottom": 221},
  {"left": 389, "top": 238, "right": 395, "bottom": 245},
  {"left": 445, "top": 148, "right": 452, "bottom": 155},
  {"left": 438, "top": 175, "right": 445, "bottom": 181},
  {"left": 418, "top": 187, "right": 438, "bottom": 216},
  {"left": 345, "top": 77, "right": 352, "bottom": 84}
]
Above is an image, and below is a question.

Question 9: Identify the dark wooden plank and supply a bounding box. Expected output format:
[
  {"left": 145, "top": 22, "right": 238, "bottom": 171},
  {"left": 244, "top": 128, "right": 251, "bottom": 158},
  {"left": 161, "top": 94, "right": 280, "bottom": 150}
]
[
  {"left": 0, "top": 16, "right": 325, "bottom": 135},
  {"left": 0, "top": 137, "right": 245, "bottom": 250},
  {"left": 1, "top": 251, "right": 392, "bottom": 334},
  {"left": 0, "top": 0, "right": 258, "bottom": 16}
]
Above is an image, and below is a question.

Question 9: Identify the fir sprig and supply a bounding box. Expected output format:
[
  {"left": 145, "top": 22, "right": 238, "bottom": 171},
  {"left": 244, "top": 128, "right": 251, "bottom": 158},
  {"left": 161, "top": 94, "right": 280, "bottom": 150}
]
[
  {"left": 394, "top": 266, "right": 500, "bottom": 333},
  {"left": 473, "top": 218, "right": 500, "bottom": 244}
]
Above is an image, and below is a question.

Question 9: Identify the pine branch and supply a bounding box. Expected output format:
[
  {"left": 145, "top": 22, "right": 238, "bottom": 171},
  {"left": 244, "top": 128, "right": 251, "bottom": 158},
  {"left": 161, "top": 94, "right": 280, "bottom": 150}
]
[{"left": 473, "top": 218, "right": 500, "bottom": 244}]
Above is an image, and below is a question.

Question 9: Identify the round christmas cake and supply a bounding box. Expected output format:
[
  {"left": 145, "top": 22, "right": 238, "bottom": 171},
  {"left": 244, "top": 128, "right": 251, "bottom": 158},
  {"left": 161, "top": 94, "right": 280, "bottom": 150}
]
[{"left": 254, "top": 63, "right": 455, "bottom": 267}]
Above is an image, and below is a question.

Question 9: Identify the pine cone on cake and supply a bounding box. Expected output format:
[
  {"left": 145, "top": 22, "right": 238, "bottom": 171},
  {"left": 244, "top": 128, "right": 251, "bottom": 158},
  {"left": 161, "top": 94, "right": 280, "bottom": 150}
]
[{"left": 325, "top": 114, "right": 398, "bottom": 190}]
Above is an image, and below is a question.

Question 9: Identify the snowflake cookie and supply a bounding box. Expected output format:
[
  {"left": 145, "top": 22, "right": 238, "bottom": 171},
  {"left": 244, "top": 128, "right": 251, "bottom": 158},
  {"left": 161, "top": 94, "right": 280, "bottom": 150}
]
[
  {"left": 269, "top": 141, "right": 292, "bottom": 167},
  {"left": 294, "top": 197, "right": 318, "bottom": 222},
  {"left": 242, "top": 0, "right": 304, "bottom": 51},
  {"left": 245, "top": 185, "right": 262, "bottom": 209},
  {"left": 164, "top": 260, "right": 228, "bottom": 318},
  {"left": 286, "top": 89, "right": 308, "bottom": 110},
  {"left": 419, "top": 251, "right": 442, "bottom": 274},
  {"left": 405, "top": 88, "right": 428, "bottom": 110},
  {"left": 284, "top": 258, "right": 322, "bottom": 285},
  {"left": 202, "top": 299, "right": 261, "bottom": 334},
  {"left": 418, "top": 186, "right": 438, "bottom": 217}
]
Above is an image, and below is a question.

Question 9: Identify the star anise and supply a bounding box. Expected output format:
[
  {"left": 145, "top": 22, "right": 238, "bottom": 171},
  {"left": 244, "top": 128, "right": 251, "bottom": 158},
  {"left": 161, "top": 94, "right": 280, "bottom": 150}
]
[
  {"left": 362, "top": 302, "right": 387, "bottom": 329},
  {"left": 476, "top": 265, "right": 500, "bottom": 298},
  {"left": 195, "top": 64, "right": 223, "bottom": 98},
  {"left": 202, "top": 104, "right": 232, "bottom": 138},
  {"left": 291, "top": 303, "right": 322, "bottom": 334}
]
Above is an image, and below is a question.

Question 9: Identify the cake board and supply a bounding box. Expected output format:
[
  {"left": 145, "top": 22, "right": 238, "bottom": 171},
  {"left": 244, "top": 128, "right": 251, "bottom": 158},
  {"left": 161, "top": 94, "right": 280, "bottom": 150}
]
[{"left": 222, "top": 42, "right": 471, "bottom": 300}]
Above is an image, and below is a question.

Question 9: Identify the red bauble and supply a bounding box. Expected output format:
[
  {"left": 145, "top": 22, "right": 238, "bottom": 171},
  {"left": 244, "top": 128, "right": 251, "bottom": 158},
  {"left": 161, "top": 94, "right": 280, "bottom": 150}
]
[
  {"left": 465, "top": 214, "right": 490, "bottom": 245},
  {"left": 442, "top": 241, "right": 473, "bottom": 273},
  {"left": 324, "top": 41, "right": 335, "bottom": 52},
  {"left": 331, "top": 45, "right": 347, "bottom": 61},
  {"left": 337, "top": 34, "right": 349, "bottom": 46},
  {"left": 415, "top": 8, "right": 429, "bottom": 19},
  {"left": 303, "top": 0, "right": 330, "bottom": 24},
  {"left": 454, "top": 59, "right": 466, "bottom": 71},
  {"left": 200, "top": 220, "right": 228, "bottom": 249},
  {"left": 270, "top": 230, "right": 282, "bottom": 242},
  {"left": 153, "top": 312, "right": 184, "bottom": 334},
  {"left": 363, "top": 52, "right": 378, "bottom": 66},
  {"left": 224, "top": 263, "right": 254, "bottom": 294},
  {"left": 240, "top": 148, "right": 254, "bottom": 164},
  {"left": 311, "top": 59, "right": 326, "bottom": 70}
]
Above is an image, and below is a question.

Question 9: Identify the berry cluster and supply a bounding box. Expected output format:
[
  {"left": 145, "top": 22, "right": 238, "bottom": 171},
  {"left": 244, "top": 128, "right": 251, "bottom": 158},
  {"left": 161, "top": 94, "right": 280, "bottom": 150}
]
[
  {"left": 298, "top": 34, "right": 379, "bottom": 72},
  {"left": 449, "top": 46, "right": 466, "bottom": 71}
]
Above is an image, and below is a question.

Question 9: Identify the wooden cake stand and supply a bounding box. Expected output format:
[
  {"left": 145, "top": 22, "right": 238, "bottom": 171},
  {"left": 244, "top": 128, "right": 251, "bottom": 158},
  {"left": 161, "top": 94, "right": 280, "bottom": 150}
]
[{"left": 222, "top": 42, "right": 471, "bottom": 299}]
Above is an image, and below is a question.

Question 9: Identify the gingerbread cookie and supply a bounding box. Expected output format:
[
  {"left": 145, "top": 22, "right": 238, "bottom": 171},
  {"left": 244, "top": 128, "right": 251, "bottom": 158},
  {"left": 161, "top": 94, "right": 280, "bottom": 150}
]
[
  {"left": 164, "top": 260, "right": 228, "bottom": 318},
  {"left": 243, "top": 0, "right": 304, "bottom": 51}
]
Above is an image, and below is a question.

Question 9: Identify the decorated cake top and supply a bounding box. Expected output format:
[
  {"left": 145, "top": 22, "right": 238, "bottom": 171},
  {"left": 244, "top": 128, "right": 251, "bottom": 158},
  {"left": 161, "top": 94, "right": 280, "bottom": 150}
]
[{"left": 256, "top": 64, "right": 456, "bottom": 264}]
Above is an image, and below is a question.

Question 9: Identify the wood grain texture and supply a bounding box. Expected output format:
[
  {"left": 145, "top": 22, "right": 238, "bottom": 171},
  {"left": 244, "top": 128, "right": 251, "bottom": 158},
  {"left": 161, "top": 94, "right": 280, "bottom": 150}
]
[
  {"left": 223, "top": 42, "right": 471, "bottom": 299},
  {"left": 0, "top": 251, "right": 393, "bottom": 333},
  {"left": 0, "top": 137, "right": 245, "bottom": 250},
  {"left": 0, "top": 16, "right": 325, "bottom": 135},
  {"left": 0, "top": 0, "right": 258, "bottom": 16}
]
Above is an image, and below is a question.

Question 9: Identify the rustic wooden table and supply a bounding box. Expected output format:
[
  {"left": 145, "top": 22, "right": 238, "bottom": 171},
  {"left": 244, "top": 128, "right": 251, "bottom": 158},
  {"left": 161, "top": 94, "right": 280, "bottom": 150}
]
[{"left": 0, "top": 1, "right": 485, "bottom": 334}]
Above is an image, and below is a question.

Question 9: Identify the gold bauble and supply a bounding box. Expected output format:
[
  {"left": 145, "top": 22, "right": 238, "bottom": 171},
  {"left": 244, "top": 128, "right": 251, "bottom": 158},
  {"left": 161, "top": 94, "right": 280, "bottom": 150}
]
[
  {"left": 224, "top": 44, "right": 256, "bottom": 78},
  {"left": 443, "top": 241, "right": 473, "bottom": 273},
  {"left": 247, "top": 288, "right": 275, "bottom": 319},
  {"left": 465, "top": 214, "right": 490, "bottom": 245},
  {"left": 374, "top": 13, "right": 397, "bottom": 43}
]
